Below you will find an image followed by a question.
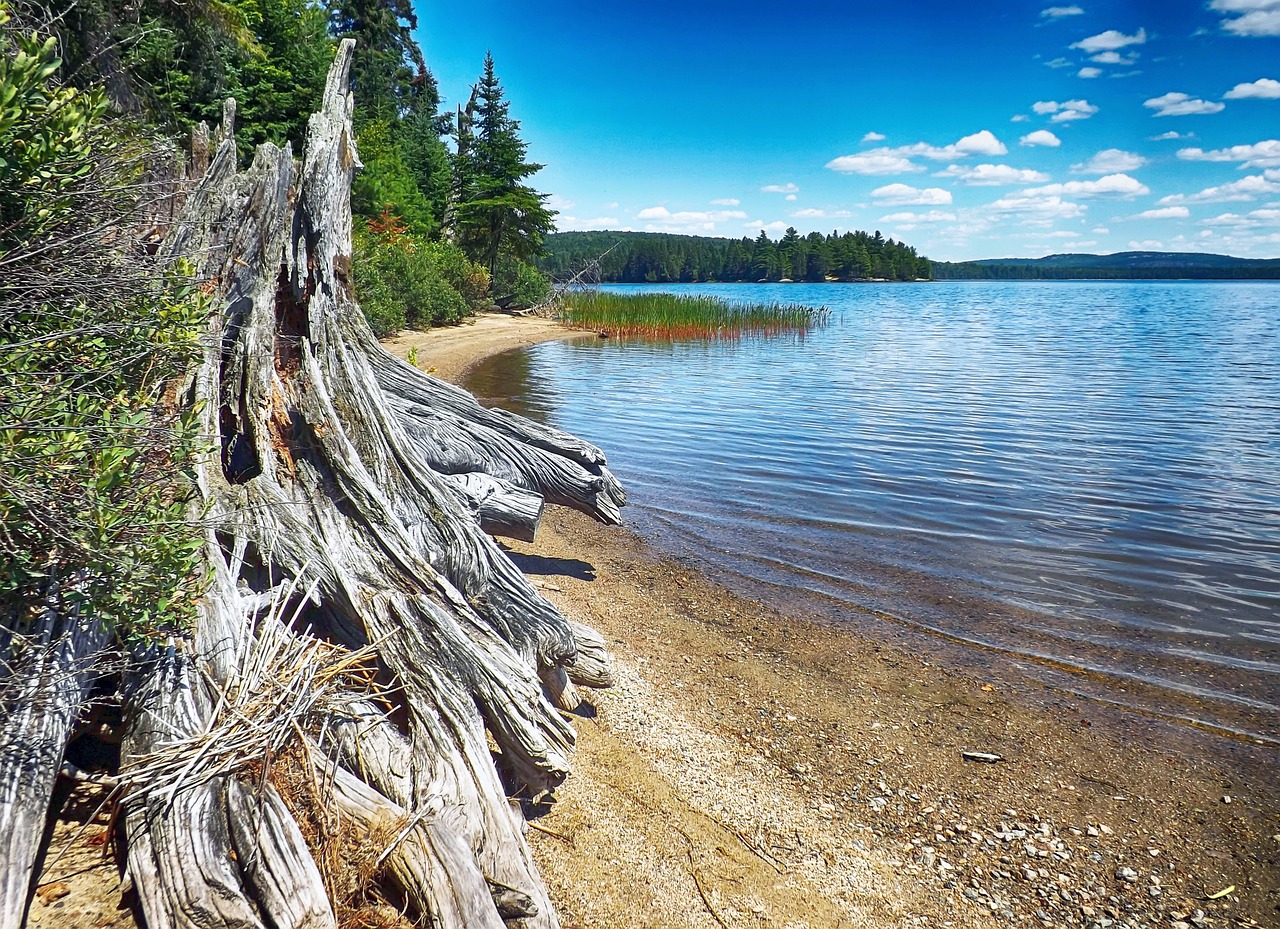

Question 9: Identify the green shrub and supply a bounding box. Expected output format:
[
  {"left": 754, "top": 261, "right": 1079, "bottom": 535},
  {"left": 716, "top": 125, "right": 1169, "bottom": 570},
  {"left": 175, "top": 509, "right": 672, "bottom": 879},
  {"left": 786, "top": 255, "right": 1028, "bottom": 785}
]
[
  {"left": 493, "top": 256, "right": 550, "bottom": 308},
  {"left": 1, "top": 4, "right": 207, "bottom": 639},
  {"left": 353, "top": 226, "right": 489, "bottom": 336}
]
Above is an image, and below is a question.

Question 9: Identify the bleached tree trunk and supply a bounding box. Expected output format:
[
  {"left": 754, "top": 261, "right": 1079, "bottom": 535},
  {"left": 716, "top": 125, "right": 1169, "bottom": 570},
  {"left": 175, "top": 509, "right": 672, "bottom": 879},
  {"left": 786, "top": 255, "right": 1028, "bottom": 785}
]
[{"left": 0, "top": 39, "right": 622, "bottom": 929}]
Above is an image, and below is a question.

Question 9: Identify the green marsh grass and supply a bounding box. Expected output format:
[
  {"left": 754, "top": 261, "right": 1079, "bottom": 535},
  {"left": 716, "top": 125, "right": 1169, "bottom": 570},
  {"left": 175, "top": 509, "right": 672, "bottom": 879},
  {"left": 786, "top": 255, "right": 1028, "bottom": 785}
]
[{"left": 557, "top": 290, "right": 829, "bottom": 340}]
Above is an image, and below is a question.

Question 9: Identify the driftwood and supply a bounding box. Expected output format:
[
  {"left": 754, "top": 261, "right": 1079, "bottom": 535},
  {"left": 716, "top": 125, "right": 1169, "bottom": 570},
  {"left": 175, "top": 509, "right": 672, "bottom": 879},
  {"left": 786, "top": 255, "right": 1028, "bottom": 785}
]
[{"left": 0, "top": 40, "right": 624, "bottom": 928}]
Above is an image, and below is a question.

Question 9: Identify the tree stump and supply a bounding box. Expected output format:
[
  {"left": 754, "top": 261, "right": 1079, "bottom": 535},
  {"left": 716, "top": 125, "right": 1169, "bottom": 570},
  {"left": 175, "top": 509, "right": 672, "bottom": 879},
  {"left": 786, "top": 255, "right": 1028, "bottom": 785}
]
[{"left": 0, "top": 39, "right": 623, "bottom": 929}]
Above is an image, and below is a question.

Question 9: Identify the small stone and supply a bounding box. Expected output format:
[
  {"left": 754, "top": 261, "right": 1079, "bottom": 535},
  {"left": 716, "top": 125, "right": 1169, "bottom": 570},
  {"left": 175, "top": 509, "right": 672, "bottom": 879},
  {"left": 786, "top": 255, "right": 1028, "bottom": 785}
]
[
  {"left": 1221, "top": 794, "right": 1232, "bottom": 804},
  {"left": 1114, "top": 867, "right": 1138, "bottom": 883}
]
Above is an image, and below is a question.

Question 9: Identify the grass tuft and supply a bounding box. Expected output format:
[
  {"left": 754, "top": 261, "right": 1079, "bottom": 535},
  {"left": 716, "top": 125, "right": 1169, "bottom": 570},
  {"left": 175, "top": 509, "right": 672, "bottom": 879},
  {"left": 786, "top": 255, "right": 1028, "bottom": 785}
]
[{"left": 557, "top": 290, "right": 828, "bottom": 340}]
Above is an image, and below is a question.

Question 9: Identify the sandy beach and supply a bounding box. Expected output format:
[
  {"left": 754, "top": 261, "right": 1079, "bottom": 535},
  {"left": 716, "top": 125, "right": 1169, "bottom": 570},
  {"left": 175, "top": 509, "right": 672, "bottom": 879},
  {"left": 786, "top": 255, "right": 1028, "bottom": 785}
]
[
  {"left": 29, "top": 314, "right": 1278, "bottom": 929},
  {"left": 387, "top": 313, "right": 1280, "bottom": 929}
]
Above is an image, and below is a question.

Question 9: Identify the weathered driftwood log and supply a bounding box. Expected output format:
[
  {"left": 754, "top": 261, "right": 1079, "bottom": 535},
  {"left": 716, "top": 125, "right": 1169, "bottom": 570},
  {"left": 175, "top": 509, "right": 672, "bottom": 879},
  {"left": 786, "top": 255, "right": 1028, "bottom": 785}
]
[
  {"left": 0, "top": 579, "right": 110, "bottom": 928},
  {"left": 109, "top": 38, "right": 622, "bottom": 929}
]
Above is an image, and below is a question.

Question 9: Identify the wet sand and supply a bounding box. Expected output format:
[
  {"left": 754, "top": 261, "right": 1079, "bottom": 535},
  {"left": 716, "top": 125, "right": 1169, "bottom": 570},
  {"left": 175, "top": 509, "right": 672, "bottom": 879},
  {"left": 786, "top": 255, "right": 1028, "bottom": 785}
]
[{"left": 390, "top": 313, "right": 1280, "bottom": 929}]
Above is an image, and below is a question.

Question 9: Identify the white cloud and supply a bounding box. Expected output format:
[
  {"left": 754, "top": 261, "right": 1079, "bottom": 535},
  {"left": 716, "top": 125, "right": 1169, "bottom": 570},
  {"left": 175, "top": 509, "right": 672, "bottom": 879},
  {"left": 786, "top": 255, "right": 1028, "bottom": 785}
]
[
  {"left": 762, "top": 183, "right": 799, "bottom": 194},
  {"left": 790, "top": 208, "right": 853, "bottom": 219},
  {"left": 1020, "top": 129, "right": 1062, "bottom": 147},
  {"left": 951, "top": 130, "right": 1008, "bottom": 156},
  {"left": 1144, "top": 92, "right": 1227, "bottom": 116},
  {"left": 1041, "top": 5, "right": 1084, "bottom": 17},
  {"left": 1159, "top": 170, "right": 1280, "bottom": 203},
  {"left": 1090, "top": 50, "right": 1137, "bottom": 64},
  {"left": 1128, "top": 240, "right": 1166, "bottom": 249},
  {"left": 862, "top": 131, "right": 886, "bottom": 142},
  {"left": 1079, "top": 67, "right": 1102, "bottom": 78},
  {"left": 1071, "top": 27, "right": 1147, "bottom": 53},
  {"left": 988, "top": 193, "right": 1086, "bottom": 218},
  {"left": 1198, "top": 208, "right": 1280, "bottom": 226},
  {"left": 826, "top": 130, "right": 1006, "bottom": 176},
  {"left": 745, "top": 221, "right": 791, "bottom": 236},
  {"left": 871, "top": 183, "right": 953, "bottom": 205},
  {"left": 1177, "top": 140, "right": 1280, "bottom": 168},
  {"left": 709, "top": 198, "right": 740, "bottom": 206},
  {"left": 879, "top": 210, "right": 957, "bottom": 223},
  {"left": 547, "top": 194, "right": 576, "bottom": 211},
  {"left": 1072, "top": 148, "right": 1148, "bottom": 173},
  {"left": 1012, "top": 114, "right": 1030, "bottom": 122},
  {"left": 825, "top": 150, "right": 923, "bottom": 175},
  {"left": 1135, "top": 206, "right": 1190, "bottom": 219},
  {"left": 555, "top": 215, "right": 624, "bottom": 231},
  {"left": 1092, "top": 226, "right": 1110, "bottom": 233},
  {"left": 1211, "top": 0, "right": 1280, "bottom": 36},
  {"left": 1045, "top": 56, "right": 1074, "bottom": 68},
  {"left": 1224, "top": 78, "right": 1280, "bottom": 99},
  {"left": 785, "top": 194, "right": 797, "bottom": 201},
  {"left": 1033, "top": 99, "right": 1100, "bottom": 121},
  {"left": 635, "top": 206, "right": 748, "bottom": 234},
  {"left": 935, "top": 163, "right": 1051, "bottom": 185},
  {"left": 1024, "top": 173, "right": 1150, "bottom": 198},
  {"left": 1149, "top": 130, "right": 1193, "bottom": 140}
]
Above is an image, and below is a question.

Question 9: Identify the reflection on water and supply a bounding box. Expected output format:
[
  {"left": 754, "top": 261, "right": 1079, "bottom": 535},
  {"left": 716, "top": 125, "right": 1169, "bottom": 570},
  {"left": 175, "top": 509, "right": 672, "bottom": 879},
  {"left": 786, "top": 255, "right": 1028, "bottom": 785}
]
[{"left": 466, "top": 281, "right": 1280, "bottom": 742}]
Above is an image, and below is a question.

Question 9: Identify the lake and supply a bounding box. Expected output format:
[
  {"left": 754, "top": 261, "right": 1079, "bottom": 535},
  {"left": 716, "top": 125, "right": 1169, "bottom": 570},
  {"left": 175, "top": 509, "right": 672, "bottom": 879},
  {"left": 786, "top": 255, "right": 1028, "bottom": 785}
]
[{"left": 466, "top": 281, "right": 1280, "bottom": 743}]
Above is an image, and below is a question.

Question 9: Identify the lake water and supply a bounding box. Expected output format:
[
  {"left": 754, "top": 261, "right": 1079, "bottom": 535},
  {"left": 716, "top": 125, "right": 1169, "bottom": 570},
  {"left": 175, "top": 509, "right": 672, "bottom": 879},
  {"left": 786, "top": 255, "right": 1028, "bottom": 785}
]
[{"left": 466, "top": 282, "right": 1280, "bottom": 743}]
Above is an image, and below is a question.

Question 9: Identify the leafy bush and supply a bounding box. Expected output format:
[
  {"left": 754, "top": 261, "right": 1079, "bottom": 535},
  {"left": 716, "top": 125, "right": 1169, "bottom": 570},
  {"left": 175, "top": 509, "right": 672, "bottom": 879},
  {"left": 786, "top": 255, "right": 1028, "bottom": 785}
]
[
  {"left": 493, "top": 256, "right": 550, "bottom": 308},
  {"left": 352, "top": 223, "right": 490, "bottom": 336},
  {"left": 1, "top": 4, "right": 206, "bottom": 639}
]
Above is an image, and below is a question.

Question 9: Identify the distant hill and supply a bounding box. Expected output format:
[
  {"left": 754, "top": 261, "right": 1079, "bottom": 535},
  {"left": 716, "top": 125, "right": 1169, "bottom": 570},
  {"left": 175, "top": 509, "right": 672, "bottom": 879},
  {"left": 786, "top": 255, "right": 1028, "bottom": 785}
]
[{"left": 934, "top": 251, "right": 1280, "bottom": 280}]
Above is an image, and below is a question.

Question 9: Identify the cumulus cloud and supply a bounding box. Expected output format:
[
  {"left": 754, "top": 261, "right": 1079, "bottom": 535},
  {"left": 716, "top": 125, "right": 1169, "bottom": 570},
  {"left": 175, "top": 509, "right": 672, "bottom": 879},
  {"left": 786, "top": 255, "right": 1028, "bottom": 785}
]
[
  {"left": 1071, "top": 27, "right": 1147, "bottom": 53},
  {"left": 934, "top": 163, "right": 1051, "bottom": 185},
  {"left": 790, "top": 208, "right": 853, "bottom": 219},
  {"left": 761, "top": 183, "right": 799, "bottom": 194},
  {"left": 825, "top": 151, "right": 924, "bottom": 175},
  {"left": 1012, "top": 114, "right": 1030, "bottom": 122},
  {"left": 1144, "top": 92, "right": 1227, "bottom": 116},
  {"left": 871, "top": 183, "right": 954, "bottom": 205},
  {"left": 988, "top": 193, "right": 1086, "bottom": 218},
  {"left": 862, "top": 131, "right": 886, "bottom": 142},
  {"left": 1090, "top": 50, "right": 1137, "bottom": 64},
  {"left": 555, "top": 215, "right": 624, "bottom": 231},
  {"left": 1224, "top": 78, "right": 1280, "bottom": 98},
  {"left": 1045, "top": 57, "right": 1074, "bottom": 68},
  {"left": 636, "top": 206, "right": 748, "bottom": 233},
  {"left": 1177, "top": 140, "right": 1280, "bottom": 168},
  {"left": 1159, "top": 169, "right": 1280, "bottom": 203},
  {"left": 1198, "top": 208, "right": 1280, "bottom": 226},
  {"left": 1072, "top": 149, "right": 1148, "bottom": 173},
  {"left": 826, "top": 131, "right": 1006, "bottom": 176},
  {"left": 1211, "top": 0, "right": 1280, "bottom": 36},
  {"left": 745, "top": 220, "right": 791, "bottom": 236},
  {"left": 1135, "top": 206, "right": 1190, "bottom": 219},
  {"left": 879, "top": 210, "right": 957, "bottom": 223},
  {"left": 1041, "top": 5, "right": 1084, "bottom": 17},
  {"left": 1020, "top": 129, "right": 1062, "bottom": 147},
  {"left": 1033, "top": 99, "right": 1100, "bottom": 121},
  {"left": 1023, "top": 173, "right": 1150, "bottom": 198},
  {"left": 1078, "top": 67, "right": 1102, "bottom": 78},
  {"left": 1150, "top": 130, "right": 1193, "bottom": 140},
  {"left": 709, "top": 198, "right": 740, "bottom": 206}
]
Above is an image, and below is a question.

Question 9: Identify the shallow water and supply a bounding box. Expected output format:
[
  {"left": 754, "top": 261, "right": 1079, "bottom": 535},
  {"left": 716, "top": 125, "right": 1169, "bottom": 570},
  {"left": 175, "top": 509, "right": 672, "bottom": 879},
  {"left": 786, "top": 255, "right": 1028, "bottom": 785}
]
[{"left": 467, "top": 281, "right": 1280, "bottom": 741}]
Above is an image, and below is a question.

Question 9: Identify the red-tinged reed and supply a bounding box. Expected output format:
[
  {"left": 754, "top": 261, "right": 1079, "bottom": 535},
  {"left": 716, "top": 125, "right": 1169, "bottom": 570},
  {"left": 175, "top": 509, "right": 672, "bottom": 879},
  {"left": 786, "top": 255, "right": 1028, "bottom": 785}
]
[{"left": 557, "top": 290, "right": 829, "bottom": 340}]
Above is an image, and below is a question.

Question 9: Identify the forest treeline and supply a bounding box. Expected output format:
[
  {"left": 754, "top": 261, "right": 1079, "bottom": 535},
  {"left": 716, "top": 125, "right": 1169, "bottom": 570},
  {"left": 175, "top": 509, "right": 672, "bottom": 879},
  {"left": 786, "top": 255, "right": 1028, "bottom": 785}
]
[
  {"left": 933, "top": 256, "right": 1280, "bottom": 280},
  {"left": 40, "top": 0, "right": 556, "bottom": 334},
  {"left": 540, "top": 229, "right": 933, "bottom": 283}
]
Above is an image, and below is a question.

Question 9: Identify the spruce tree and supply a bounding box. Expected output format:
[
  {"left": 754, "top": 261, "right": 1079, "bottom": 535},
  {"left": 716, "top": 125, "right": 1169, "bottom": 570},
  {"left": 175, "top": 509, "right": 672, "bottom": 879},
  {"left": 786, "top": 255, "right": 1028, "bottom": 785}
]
[{"left": 451, "top": 52, "right": 554, "bottom": 280}]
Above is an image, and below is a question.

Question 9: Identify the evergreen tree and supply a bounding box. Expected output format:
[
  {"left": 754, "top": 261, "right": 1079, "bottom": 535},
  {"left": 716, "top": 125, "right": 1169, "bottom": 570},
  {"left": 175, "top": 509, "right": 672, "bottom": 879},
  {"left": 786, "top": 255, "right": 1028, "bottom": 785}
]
[
  {"left": 328, "top": 0, "right": 426, "bottom": 123},
  {"left": 451, "top": 52, "right": 554, "bottom": 280}
]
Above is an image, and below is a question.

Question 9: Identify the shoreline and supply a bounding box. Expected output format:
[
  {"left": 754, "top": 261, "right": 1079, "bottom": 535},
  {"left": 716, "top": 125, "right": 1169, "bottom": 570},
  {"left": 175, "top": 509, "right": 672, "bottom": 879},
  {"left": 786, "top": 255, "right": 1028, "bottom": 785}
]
[{"left": 390, "top": 313, "right": 1279, "bottom": 929}]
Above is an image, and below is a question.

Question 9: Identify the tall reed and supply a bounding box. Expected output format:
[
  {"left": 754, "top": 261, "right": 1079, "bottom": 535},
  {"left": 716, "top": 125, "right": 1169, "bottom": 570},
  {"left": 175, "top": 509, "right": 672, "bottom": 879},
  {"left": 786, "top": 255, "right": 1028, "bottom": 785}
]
[{"left": 557, "top": 290, "right": 828, "bottom": 340}]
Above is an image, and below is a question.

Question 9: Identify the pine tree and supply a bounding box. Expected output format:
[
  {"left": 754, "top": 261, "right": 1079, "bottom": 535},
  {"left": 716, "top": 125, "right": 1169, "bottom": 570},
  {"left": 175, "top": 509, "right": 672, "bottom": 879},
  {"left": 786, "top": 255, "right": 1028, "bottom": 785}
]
[
  {"left": 328, "top": 0, "right": 426, "bottom": 123},
  {"left": 450, "top": 52, "right": 554, "bottom": 280}
]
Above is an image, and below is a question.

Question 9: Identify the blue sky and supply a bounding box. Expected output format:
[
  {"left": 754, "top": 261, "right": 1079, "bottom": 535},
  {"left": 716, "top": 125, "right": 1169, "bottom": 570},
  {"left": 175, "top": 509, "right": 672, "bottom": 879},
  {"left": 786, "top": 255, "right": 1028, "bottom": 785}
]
[{"left": 414, "top": 1, "right": 1280, "bottom": 261}]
